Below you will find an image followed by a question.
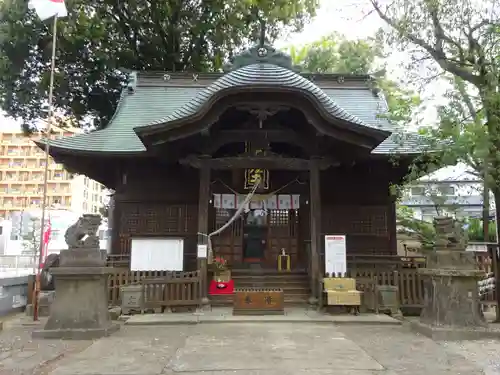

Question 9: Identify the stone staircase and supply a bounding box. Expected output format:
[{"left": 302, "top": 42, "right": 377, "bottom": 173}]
[{"left": 209, "top": 269, "right": 310, "bottom": 307}]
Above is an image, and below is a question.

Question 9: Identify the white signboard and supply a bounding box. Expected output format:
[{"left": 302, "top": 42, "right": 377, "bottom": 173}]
[
  {"left": 197, "top": 244, "right": 208, "bottom": 258},
  {"left": 324, "top": 235, "right": 347, "bottom": 276},
  {"left": 130, "top": 237, "right": 184, "bottom": 271}
]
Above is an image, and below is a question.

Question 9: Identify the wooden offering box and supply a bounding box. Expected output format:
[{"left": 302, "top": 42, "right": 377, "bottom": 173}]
[{"left": 233, "top": 288, "right": 285, "bottom": 315}]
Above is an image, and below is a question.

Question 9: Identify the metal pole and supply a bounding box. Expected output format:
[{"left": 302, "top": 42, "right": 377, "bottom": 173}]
[{"left": 33, "top": 15, "right": 58, "bottom": 321}]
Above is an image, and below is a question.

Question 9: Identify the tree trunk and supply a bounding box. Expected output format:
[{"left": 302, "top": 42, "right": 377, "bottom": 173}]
[
  {"left": 483, "top": 181, "right": 490, "bottom": 241},
  {"left": 492, "top": 189, "right": 500, "bottom": 322}
]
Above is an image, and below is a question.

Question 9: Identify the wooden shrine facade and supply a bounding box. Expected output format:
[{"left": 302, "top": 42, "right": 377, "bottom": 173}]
[
  {"left": 110, "top": 159, "right": 399, "bottom": 273},
  {"left": 36, "top": 43, "right": 423, "bottom": 303}
]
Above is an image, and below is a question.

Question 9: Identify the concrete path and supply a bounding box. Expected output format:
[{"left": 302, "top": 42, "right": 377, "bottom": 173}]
[
  {"left": 124, "top": 307, "right": 402, "bottom": 326},
  {"left": 1, "top": 315, "right": 499, "bottom": 375},
  {"left": 47, "top": 323, "right": 489, "bottom": 375}
]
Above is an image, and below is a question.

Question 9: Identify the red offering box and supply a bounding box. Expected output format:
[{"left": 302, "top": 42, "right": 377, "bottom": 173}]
[{"left": 209, "top": 279, "right": 234, "bottom": 295}]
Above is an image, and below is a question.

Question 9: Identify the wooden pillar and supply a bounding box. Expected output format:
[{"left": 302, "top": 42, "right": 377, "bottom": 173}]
[
  {"left": 309, "top": 157, "right": 321, "bottom": 305},
  {"left": 387, "top": 200, "right": 397, "bottom": 255},
  {"left": 197, "top": 158, "right": 211, "bottom": 306}
]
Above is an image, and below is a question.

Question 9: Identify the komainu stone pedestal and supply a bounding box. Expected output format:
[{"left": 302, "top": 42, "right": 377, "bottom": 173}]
[
  {"left": 411, "top": 217, "right": 499, "bottom": 341},
  {"left": 32, "top": 214, "right": 119, "bottom": 340}
]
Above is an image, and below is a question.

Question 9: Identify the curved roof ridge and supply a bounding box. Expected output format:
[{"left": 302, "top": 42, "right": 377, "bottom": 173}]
[{"left": 140, "top": 63, "right": 381, "bottom": 131}]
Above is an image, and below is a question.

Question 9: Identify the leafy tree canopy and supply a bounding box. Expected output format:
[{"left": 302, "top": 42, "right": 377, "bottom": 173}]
[
  {"left": 0, "top": 0, "right": 319, "bottom": 131},
  {"left": 288, "top": 32, "right": 421, "bottom": 126}
]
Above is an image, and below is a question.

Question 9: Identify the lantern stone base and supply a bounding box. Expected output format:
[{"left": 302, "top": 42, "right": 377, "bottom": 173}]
[
  {"left": 419, "top": 268, "right": 487, "bottom": 328},
  {"left": 413, "top": 256, "right": 493, "bottom": 340},
  {"left": 410, "top": 320, "right": 500, "bottom": 341}
]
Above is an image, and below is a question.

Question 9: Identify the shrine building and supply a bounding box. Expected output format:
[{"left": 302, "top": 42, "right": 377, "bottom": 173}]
[{"left": 36, "top": 43, "right": 426, "bottom": 303}]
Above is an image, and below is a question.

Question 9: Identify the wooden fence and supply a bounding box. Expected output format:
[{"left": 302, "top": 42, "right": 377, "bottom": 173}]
[
  {"left": 107, "top": 269, "right": 202, "bottom": 308},
  {"left": 142, "top": 271, "right": 201, "bottom": 311},
  {"left": 106, "top": 253, "right": 496, "bottom": 310}
]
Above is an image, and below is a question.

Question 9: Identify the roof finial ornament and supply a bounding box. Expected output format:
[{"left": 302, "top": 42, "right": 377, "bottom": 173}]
[
  {"left": 257, "top": 16, "right": 267, "bottom": 57},
  {"left": 259, "top": 18, "right": 266, "bottom": 47},
  {"left": 223, "top": 10, "right": 295, "bottom": 72}
]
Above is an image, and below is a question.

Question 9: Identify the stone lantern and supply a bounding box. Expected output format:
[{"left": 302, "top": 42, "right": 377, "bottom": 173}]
[{"left": 411, "top": 217, "right": 496, "bottom": 340}]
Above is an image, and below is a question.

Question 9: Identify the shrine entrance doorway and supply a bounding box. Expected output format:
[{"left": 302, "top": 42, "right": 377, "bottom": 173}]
[{"left": 243, "top": 209, "right": 267, "bottom": 262}]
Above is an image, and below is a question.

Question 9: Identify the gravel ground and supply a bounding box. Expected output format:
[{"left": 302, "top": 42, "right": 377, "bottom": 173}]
[
  {"left": 441, "top": 338, "right": 500, "bottom": 375},
  {"left": 0, "top": 315, "right": 92, "bottom": 375}
]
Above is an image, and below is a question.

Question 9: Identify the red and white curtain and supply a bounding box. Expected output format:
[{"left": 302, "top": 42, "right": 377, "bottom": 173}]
[{"left": 213, "top": 194, "right": 300, "bottom": 210}]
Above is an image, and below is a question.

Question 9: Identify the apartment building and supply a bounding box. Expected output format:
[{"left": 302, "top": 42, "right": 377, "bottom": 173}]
[{"left": 0, "top": 128, "right": 106, "bottom": 218}]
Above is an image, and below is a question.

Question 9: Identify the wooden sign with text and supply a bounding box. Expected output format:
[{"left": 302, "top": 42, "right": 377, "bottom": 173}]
[{"left": 233, "top": 288, "right": 284, "bottom": 315}]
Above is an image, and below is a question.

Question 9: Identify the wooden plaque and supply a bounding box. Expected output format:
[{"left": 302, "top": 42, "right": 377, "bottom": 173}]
[{"left": 233, "top": 288, "right": 285, "bottom": 315}]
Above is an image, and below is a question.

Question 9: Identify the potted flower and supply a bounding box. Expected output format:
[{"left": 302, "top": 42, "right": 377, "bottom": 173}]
[{"left": 211, "top": 256, "right": 231, "bottom": 282}]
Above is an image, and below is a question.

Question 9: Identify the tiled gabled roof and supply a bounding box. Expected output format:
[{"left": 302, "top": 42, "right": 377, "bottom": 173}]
[
  {"left": 138, "top": 63, "right": 383, "bottom": 132},
  {"left": 37, "top": 71, "right": 428, "bottom": 155}
]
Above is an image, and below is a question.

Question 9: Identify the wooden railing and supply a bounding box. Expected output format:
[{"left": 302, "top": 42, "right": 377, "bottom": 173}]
[
  {"left": 106, "top": 253, "right": 496, "bottom": 310},
  {"left": 346, "top": 267, "right": 425, "bottom": 309},
  {"left": 107, "top": 269, "right": 202, "bottom": 308},
  {"left": 107, "top": 270, "right": 169, "bottom": 306},
  {"left": 142, "top": 271, "right": 201, "bottom": 310}
]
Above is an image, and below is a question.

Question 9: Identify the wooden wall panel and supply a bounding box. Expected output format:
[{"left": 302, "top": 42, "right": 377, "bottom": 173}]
[
  {"left": 114, "top": 201, "right": 198, "bottom": 271},
  {"left": 321, "top": 204, "right": 395, "bottom": 256}
]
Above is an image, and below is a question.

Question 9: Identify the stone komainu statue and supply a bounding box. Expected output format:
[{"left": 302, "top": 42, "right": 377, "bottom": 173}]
[{"left": 64, "top": 214, "right": 101, "bottom": 249}]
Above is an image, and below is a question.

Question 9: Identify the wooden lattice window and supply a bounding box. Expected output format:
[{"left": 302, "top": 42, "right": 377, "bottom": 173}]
[
  {"left": 215, "top": 208, "right": 234, "bottom": 227},
  {"left": 269, "top": 209, "right": 289, "bottom": 226}
]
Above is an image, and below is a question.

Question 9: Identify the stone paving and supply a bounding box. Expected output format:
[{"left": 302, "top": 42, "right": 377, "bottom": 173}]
[
  {"left": 123, "top": 306, "right": 402, "bottom": 326},
  {"left": 0, "top": 314, "right": 499, "bottom": 375}
]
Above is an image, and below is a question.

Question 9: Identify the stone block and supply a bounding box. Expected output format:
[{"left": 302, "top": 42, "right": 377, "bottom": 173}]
[
  {"left": 109, "top": 307, "right": 121, "bottom": 320},
  {"left": 419, "top": 269, "right": 487, "bottom": 328},
  {"left": 32, "top": 266, "right": 119, "bottom": 340},
  {"left": 59, "top": 249, "right": 107, "bottom": 268},
  {"left": 32, "top": 324, "right": 120, "bottom": 340},
  {"left": 410, "top": 320, "right": 500, "bottom": 341},
  {"left": 426, "top": 250, "right": 478, "bottom": 270},
  {"left": 120, "top": 284, "right": 143, "bottom": 315},
  {"left": 38, "top": 291, "right": 55, "bottom": 317}
]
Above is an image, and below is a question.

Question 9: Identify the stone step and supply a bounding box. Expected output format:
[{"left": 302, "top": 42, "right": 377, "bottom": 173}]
[
  {"left": 234, "top": 285, "right": 309, "bottom": 293},
  {"left": 209, "top": 294, "right": 310, "bottom": 307}
]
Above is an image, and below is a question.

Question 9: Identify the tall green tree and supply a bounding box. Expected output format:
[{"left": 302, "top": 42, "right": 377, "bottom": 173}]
[
  {"left": 289, "top": 33, "right": 421, "bottom": 126},
  {"left": 370, "top": 0, "right": 500, "bottom": 319},
  {"left": 0, "top": 0, "right": 319, "bottom": 130},
  {"left": 370, "top": 0, "right": 499, "bottom": 234}
]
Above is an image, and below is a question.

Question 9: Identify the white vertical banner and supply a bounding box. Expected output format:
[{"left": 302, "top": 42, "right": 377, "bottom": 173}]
[
  {"left": 324, "top": 235, "right": 347, "bottom": 276},
  {"left": 213, "top": 194, "right": 222, "bottom": 208}
]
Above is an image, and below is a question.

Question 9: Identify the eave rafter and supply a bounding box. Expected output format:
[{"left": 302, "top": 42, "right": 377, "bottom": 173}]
[
  {"left": 179, "top": 154, "right": 338, "bottom": 170},
  {"left": 200, "top": 128, "right": 317, "bottom": 155}
]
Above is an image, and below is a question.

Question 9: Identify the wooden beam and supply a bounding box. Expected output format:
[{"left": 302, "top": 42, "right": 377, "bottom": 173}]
[
  {"left": 197, "top": 156, "right": 211, "bottom": 307},
  {"left": 309, "top": 157, "right": 322, "bottom": 305},
  {"left": 202, "top": 129, "right": 317, "bottom": 154},
  {"left": 180, "top": 155, "right": 338, "bottom": 170}
]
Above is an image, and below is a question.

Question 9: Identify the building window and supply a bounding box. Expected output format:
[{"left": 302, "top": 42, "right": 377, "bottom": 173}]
[
  {"left": 437, "top": 186, "right": 455, "bottom": 196},
  {"left": 410, "top": 186, "right": 425, "bottom": 196}
]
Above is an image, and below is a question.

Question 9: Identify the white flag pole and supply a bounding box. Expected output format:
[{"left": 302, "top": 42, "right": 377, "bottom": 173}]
[{"left": 33, "top": 14, "right": 58, "bottom": 322}]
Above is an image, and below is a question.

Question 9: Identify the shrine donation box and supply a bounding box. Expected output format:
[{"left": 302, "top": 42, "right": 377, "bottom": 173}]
[
  {"left": 323, "top": 277, "right": 362, "bottom": 307},
  {"left": 233, "top": 288, "right": 285, "bottom": 316}
]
